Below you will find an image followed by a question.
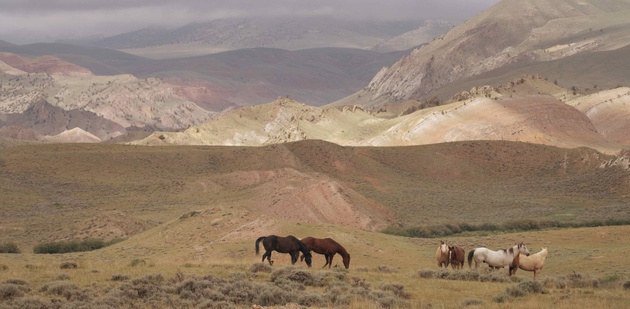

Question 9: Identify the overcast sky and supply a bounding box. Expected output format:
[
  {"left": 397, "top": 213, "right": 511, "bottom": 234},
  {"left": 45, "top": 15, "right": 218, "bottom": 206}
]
[{"left": 0, "top": 0, "right": 500, "bottom": 44}]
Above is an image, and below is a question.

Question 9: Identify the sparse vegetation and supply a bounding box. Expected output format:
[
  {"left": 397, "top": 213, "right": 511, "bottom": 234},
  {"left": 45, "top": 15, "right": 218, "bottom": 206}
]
[
  {"left": 0, "top": 242, "right": 20, "bottom": 253},
  {"left": 0, "top": 267, "right": 414, "bottom": 308},
  {"left": 0, "top": 141, "right": 628, "bottom": 307},
  {"left": 33, "top": 239, "right": 106, "bottom": 254},
  {"left": 383, "top": 219, "right": 630, "bottom": 238},
  {"left": 59, "top": 262, "right": 78, "bottom": 269}
]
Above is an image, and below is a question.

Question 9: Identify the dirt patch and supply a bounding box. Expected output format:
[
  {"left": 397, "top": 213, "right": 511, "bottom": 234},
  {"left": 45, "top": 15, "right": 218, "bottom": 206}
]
[{"left": 214, "top": 168, "right": 395, "bottom": 231}]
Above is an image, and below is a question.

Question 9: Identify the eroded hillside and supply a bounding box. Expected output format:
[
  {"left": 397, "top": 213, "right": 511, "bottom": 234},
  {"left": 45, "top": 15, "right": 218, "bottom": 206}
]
[
  {"left": 132, "top": 83, "right": 630, "bottom": 154},
  {"left": 1, "top": 141, "right": 628, "bottom": 251},
  {"left": 0, "top": 54, "right": 212, "bottom": 141}
]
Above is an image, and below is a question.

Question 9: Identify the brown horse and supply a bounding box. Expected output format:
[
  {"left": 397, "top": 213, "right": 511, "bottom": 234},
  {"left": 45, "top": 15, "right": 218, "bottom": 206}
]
[
  {"left": 300, "top": 237, "right": 351, "bottom": 269},
  {"left": 436, "top": 240, "right": 449, "bottom": 268},
  {"left": 448, "top": 246, "right": 465, "bottom": 270},
  {"left": 255, "top": 235, "right": 312, "bottom": 267}
]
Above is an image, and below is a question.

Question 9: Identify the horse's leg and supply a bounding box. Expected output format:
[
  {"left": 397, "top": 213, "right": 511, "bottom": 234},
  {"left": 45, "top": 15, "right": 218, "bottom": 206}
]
[
  {"left": 291, "top": 252, "right": 299, "bottom": 265},
  {"left": 328, "top": 254, "right": 335, "bottom": 268},
  {"left": 263, "top": 250, "right": 274, "bottom": 265},
  {"left": 320, "top": 255, "right": 329, "bottom": 268}
]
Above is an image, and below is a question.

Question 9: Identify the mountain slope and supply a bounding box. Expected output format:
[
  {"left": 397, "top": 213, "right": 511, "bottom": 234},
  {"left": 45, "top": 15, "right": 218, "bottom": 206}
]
[{"left": 359, "top": 0, "right": 630, "bottom": 104}]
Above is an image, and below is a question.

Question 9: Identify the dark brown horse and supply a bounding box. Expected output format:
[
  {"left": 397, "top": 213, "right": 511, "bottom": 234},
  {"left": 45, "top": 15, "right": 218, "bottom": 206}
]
[
  {"left": 299, "top": 237, "right": 351, "bottom": 269},
  {"left": 255, "top": 235, "right": 312, "bottom": 267},
  {"left": 448, "top": 246, "right": 465, "bottom": 270}
]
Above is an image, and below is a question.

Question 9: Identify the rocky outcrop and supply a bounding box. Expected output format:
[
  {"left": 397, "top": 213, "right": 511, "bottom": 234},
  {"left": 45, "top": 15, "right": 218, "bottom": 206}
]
[{"left": 365, "top": 0, "right": 630, "bottom": 102}]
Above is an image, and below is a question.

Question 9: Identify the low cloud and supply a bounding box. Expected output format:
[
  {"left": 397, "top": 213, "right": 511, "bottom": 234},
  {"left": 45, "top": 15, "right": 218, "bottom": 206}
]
[{"left": 0, "top": 0, "right": 499, "bottom": 44}]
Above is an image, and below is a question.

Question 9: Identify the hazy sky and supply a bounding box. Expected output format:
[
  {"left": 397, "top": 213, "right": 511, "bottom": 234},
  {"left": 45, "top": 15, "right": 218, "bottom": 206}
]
[{"left": 0, "top": 0, "right": 500, "bottom": 44}]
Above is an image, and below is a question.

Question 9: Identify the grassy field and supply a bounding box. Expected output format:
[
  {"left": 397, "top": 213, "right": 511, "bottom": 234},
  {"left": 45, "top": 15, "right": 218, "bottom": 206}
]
[
  {"left": 1, "top": 140, "right": 629, "bottom": 307},
  {"left": 2, "top": 224, "right": 629, "bottom": 308}
]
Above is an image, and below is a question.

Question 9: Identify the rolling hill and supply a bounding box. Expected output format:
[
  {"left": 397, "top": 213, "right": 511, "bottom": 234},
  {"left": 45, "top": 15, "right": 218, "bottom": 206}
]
[
  {"left": 1, "top": 140, "right": 628, "bottom": 251},
  {"left": 131, "top": 79, "right": 630, "bottom": 155}
]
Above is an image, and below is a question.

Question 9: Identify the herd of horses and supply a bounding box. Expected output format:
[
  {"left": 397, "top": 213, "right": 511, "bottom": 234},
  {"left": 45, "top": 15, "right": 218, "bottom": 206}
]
[
  {"left": 255, "top": 235, "right": 351, "bottom": 269},
  {"left": 254, "top": 235, "right": 547, "bottom": 279},
  {"left": 436, "top": 240, "right": 549, "bottom": 279}
]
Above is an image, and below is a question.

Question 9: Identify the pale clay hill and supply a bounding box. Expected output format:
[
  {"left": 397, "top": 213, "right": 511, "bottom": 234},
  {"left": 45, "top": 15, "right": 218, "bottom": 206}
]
[
  {"left": 132, "top": 78, "right": 630, "bottom": 155},
  {"left": 361, "top": 0, "right": 630, "bottom": 103},
  {"left": 0, "top": 55, "right": 212, "bottom": 141}
]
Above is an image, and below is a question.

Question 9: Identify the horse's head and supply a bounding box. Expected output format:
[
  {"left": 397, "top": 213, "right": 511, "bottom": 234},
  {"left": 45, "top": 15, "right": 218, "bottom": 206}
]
[
  {"left": 439, "top": 241, "right": 448, "bottom": 253},
  {"left": 303, "top": 251, "right": 313, "bottom": 267},
  {"left": 518, "top": 242, "right": 530, "bottom": 256},
  {"left": 342, "top": 254, "right": 350, "bottom": 269}
]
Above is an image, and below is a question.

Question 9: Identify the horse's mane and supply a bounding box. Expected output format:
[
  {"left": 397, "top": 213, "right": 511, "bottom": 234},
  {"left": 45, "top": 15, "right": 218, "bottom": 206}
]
[
  {"left": 336, "top": 242, "right": 350, "bottom": 258},
  {"left": 297, "top": 239, "right": 312, "bottom": 256}
]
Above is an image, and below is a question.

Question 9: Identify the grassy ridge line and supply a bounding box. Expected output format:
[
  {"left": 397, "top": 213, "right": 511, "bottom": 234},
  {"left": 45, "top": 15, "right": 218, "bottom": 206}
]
[{"left": 383, "top": 218, "right": 630, "bottom": 238}]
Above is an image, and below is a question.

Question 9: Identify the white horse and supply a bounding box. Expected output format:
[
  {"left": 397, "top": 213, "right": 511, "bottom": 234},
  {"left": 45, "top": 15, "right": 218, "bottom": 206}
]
[
  {"left": 518, "top": 247, "right": 548, "bottom": 279},
  {"left": 435, "top": 240, "right": 449, "bottom": 268},
  {"left": 468, "top": 242, "right": 530, "bottom": 276}
]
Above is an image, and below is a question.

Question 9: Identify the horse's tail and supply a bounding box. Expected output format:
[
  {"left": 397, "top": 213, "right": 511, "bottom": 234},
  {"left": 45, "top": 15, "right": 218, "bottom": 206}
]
[
  {"left": 467, "top": 249, "right": 475, "bottom": 268},
  {"left": 255, "top": 236, "right": 266, "bottom": 255}
]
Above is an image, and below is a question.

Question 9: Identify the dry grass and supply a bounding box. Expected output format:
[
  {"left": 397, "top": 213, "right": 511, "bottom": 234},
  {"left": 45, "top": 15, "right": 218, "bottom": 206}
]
[{"left": 0, "top": 141, "right": 629, "bottom": 307}]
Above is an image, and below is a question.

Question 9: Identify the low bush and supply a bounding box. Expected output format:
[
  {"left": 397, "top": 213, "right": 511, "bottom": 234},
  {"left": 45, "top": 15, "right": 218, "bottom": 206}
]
[
  {"left": 33, "top": 239, "right": 105, "bottom": 254},
  {"left": 0, "top": 283, "right": 30, "bottom": 300},
  {"left": 0, "top": 242, "right": 20, "bottom": 253},
  {"left": 461, "top": 298, "right": 483, "bottom": 307},
  {"left": 384, "top": 219, "right": 630, "bottom": 238},
  {"left": 60, "top": 262, "right": 78, "bottom": 269}
]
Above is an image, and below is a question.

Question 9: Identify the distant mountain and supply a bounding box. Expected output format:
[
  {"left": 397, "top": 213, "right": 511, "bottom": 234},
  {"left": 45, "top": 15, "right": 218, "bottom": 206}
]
[
  {"left": 352, "top": 0, "right": 630, "bottom": 106},
  {"left": 72, "top": 17, "right": 434, "bottom": 58},
  {"left": 0, "top": 55, "right": 212, "bottom": 141},
  {"left": 0, "top": 42, "right": 411, "bottom": 109}
]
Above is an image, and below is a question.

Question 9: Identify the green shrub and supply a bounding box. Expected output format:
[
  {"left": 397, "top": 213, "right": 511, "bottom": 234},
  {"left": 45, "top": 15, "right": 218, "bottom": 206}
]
[
  {"left": 383, "top": 219, "right": 630, "bottom": 238},
  {"left": 0, "top": 283, "right": 30, "bottom": 300},
  {"left": 112, "top": 274, "right": 130, "bottom": 281},
  {"left": 60, "top": 262, "right": 78, "bottom": 269},
  {"left": 0, "top": 242, "right": 20, "bottom": 253},
  {"left": 33, "top": 239, "right": 105, "bottom": 254},
  {"left": 415, "top": 269, "right": 434, "bottom": 278},
  {"left": 270, "top": 267, "right": 314, "bottom": 286},
  {"left": 248, "top": 263, "right": 272, "bottom": 273},
  {"left": 461, "top": 298, "right": 483, "bottom": 307},
  {"left": 130, "top": 259, "right": 147, "bottom": 267}
]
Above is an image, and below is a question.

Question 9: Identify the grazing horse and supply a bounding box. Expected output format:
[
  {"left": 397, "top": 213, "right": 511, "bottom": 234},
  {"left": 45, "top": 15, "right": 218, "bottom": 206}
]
[
  {"left": 517, "top": 248, "right": 548, "bottom": 279},
  {"left": 467, "top": 242, "right": 530, "bottom": 276},
  {"left": 255, "top": 235, "right": 312, "bottom": 267},
  {"left": 448, "top": 246, "right": 466, "bottom": 270},
  {"left": 299, "top": 237, "right": 351, "bottom": 269},
  {"left": 435, "top": 240, "right": 450, "bottom": 268}
]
